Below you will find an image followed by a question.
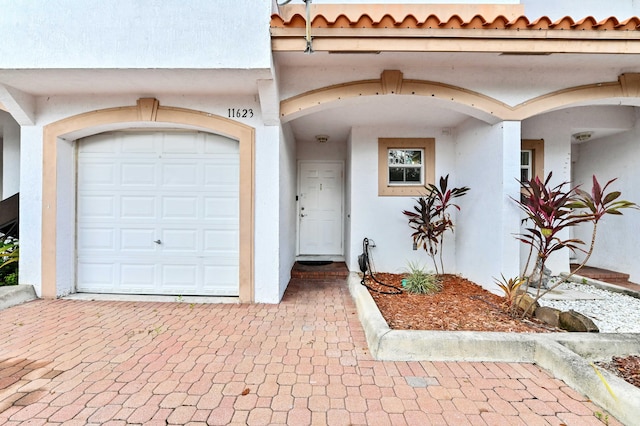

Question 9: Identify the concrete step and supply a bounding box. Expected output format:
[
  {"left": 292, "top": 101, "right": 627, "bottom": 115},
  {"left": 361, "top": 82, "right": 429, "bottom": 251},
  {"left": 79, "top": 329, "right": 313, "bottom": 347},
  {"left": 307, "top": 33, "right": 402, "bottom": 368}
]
[{"left": 291, "top": 261, "right": 349, "bottom": 280}]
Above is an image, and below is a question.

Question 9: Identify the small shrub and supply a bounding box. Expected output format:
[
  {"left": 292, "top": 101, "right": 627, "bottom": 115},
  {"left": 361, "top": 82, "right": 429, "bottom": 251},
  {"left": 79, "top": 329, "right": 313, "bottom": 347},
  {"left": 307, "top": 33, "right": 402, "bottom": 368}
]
[
  {"left": 494, "top": 275, "right": 525, "bottom": 316},
  {"left": 403, "top": 174, "right": 469, "bottom": 274},
  {"left": 0, "top": 238, "right": 18, "bottom": 286},
  {"left": 403, "top": 262, "right": 442, "bottom": 294}
]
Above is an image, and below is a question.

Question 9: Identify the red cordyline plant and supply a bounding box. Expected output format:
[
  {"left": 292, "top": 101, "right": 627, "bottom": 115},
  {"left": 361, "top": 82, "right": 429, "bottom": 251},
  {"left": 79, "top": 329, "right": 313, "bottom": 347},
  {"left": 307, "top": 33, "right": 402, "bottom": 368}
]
[
  {"left": 514, "top": 172, "right": 638, "bottom": 317},
  {"left": 403, "top": 175, "right": 469, "bottom": 274}
]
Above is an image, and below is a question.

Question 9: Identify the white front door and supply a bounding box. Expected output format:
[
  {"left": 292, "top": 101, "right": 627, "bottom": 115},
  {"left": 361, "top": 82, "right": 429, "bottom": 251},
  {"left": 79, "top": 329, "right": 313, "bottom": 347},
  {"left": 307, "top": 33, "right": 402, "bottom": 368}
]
[
  {"left": 298, "top": 161, "right": 344, "bottom": 255},
  {"left": 76, "top": 130, "right": 239, "bottom": 296}
]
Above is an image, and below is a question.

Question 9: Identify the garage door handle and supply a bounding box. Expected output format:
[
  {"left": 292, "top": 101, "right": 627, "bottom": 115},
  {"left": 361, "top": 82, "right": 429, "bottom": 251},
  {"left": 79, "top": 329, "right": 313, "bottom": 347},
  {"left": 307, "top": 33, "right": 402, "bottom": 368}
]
[{"left": 154, "top": 240, "right": 162, "bottom": 245}]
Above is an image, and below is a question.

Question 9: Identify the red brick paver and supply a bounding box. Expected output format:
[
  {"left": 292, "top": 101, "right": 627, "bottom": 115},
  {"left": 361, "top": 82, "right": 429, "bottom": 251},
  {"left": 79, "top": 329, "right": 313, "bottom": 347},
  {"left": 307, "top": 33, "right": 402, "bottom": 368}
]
[{"left": 0, "top": 279, "right": 623, "bottom": 425}]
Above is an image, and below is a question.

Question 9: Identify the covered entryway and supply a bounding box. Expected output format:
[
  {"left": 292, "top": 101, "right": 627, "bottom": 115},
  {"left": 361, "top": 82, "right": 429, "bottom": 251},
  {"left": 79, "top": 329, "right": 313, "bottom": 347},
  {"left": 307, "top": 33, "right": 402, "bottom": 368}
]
[{"left": 76, "top": 130, "right": 239, "bottom": 296}]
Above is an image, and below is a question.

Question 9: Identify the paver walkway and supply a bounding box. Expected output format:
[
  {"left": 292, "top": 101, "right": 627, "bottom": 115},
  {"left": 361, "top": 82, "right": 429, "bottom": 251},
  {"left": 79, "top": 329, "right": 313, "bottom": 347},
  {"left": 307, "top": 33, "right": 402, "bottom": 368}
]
[{"left": 0, "top": 279, "right": 622, "bottom": 425}]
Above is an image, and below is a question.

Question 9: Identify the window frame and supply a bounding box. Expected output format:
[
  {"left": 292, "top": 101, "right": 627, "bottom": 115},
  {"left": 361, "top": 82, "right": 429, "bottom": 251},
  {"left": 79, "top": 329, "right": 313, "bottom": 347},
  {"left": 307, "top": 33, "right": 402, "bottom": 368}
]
[
  {"left": 521, "top": 139, "right": 544, "bottom": 183},
  {"left": 387, "top": 148, "right": 424, "bottom": 186},
  {"left": 378, "top": 138, "right": 435, "bottom": 196}
]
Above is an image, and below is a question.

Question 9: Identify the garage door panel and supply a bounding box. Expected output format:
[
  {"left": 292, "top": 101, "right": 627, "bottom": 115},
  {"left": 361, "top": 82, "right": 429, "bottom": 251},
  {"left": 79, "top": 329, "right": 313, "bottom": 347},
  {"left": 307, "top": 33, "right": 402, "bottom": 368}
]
[
  {"left": 119, "top": 133, "right": 156, "bottom": 154},
  {"left": 78, "top": 228, "right": 116, "bottom": 251},
  {"left": 162, "top": 134, "right": 199, "bottom": 154},
  {"left": 161, "top": 163, "right": 199, "bottom": 187},
  {"left": 121, "top": 263, "right": 156, "bottom": 289},
  {"left": 78, "top": 133, "right": 118, "bottom": 154},
  {"left": 204, "top": 162, "right": 239, "bottom": 186},
  {"left": 78, "top": 162, "right": 116, "bottom": 187},
  {"left": 161, "top": 196, "right": 198, "bottom": 219},
  {"left": 121, "top": 163, "right": 156, "bottom": 187},
  {"left": 121, "top": 196, "right": 156, "bottom": 219},
  {"left": 160, "top": 229, "right": 198, "bottom": 252},
  {"left": 161, "top": 264, "right": 197, "bottom": 292},
  {"left": 77, "top": 130, "right": 239, "bottom": 296},
  {"left": 77, "top": 262, "right": 115, "bottom": 290},
  {"left": 204, "top": 265, "right": 238, "bottom": 295},
  {"left": 204, "top": 229, "right": 239, "bottom": 252},
  {"left": 120, "top": 228, "right": 156, "bottom": 252},
  {"left": 78, "top": 195, "right": 116, "bottom": 219},
  {"left": 204, "top": 196, "right": 239, "bottom": 219},
  {"left": 203, "top": 134, "right": 238, "bottom": 154}
]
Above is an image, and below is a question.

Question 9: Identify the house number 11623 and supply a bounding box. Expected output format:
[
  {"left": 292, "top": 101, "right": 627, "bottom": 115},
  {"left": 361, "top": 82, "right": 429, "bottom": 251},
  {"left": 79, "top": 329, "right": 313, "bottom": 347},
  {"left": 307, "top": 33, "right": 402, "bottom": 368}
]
[{"left": 228, "top": 108, "right": 254, "bottom": 119}]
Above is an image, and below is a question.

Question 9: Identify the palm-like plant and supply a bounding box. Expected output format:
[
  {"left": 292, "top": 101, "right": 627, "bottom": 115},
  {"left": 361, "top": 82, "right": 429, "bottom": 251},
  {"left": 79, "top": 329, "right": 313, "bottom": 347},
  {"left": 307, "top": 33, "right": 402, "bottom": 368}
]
[
  {"left": 403, "top": 175, "right": 469, "bottom": 274},
  {"left": 514, "top": 172, "right": 637, "bottom": 316}
]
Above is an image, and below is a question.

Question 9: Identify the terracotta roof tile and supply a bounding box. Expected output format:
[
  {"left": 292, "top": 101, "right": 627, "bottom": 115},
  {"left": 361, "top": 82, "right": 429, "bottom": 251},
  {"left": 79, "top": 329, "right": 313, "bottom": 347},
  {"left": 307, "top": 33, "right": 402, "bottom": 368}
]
[{"left": 271, "top": 13, "right": 640, "bottom": 31}]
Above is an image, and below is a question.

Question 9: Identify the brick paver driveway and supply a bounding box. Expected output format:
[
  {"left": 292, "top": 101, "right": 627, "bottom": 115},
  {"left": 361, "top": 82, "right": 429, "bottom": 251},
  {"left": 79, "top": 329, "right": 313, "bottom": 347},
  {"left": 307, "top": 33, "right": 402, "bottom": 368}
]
[{"left": 0, "top": 279, "right": 621, "bottom": 425}]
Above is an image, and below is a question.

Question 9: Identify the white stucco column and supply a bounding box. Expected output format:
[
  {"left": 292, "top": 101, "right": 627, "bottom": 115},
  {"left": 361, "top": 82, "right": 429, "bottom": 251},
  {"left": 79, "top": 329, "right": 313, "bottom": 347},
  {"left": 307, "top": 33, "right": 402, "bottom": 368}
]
[
  {"left": 253, "top": 125, "right": 281, "bottom": 303},
  {"left": 455, "top": 120, "right": 522, "bottom": 293},
  {"left": 18, "top": 125, "right": 43, "bottom": 294},
  {"left": 1, "top": 114, "right": 20, "bottom": 199}
]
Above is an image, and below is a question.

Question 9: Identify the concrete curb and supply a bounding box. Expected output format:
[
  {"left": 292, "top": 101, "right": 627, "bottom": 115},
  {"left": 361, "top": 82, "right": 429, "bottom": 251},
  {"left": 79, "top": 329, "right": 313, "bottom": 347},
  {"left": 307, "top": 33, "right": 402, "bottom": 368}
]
[
  {"left": 348, "top": 273, "right": 640, "bottom": 426},
  {"left": 0, "top": 284, "right": 38, "bottom": 311}
]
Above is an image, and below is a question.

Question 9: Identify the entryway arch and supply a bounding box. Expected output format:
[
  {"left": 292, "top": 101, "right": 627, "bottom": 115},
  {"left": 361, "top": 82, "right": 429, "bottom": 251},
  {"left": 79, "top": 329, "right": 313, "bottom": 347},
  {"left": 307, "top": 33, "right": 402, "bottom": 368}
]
[{"left": 280, "top": 70, "right": 640, "bottom": 124}]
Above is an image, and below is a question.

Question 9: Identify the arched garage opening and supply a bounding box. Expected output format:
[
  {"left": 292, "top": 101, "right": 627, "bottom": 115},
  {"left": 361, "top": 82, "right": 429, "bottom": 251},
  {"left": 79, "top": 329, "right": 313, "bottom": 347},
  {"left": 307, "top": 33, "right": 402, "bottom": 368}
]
[{"left": 42, "top": 99, "right": 255, "bottom": 302}]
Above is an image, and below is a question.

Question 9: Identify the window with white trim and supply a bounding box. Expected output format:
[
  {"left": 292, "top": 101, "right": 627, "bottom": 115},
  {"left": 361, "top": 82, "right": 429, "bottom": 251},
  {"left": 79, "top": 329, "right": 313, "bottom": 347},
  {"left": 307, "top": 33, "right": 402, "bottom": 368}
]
[
  {"left": 520, "top": 149, "right": 533, "bottom": 182},
  {"left": 388, "top": 149, "right": 423, "bottom": 185},
  {"left": 520, "top": 139, "right": 544, "bottom": 183},
  {"left": 378, "top": 138, "right": 435, "bottom": 196}
]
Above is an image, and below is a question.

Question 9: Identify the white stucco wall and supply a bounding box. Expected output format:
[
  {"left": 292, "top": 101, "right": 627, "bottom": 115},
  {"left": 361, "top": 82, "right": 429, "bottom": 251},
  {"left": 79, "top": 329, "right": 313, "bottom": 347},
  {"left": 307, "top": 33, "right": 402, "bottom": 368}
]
[
  {"left": 572, "top": 108, "right": 640, "bottom": 283},
  {"left": 454, "top": 119, "right": 521, "bottom": 292},
  {"left": 0, "top": 0, "right": 271, "bottom": 69},
  {"left": 297, "top": 136, "right": 347, "bottom": 161},
  {"left": 18, "top": 126, "right": 43, "bottom": 292},
  {"left": 521, "top": 105, "right": 635, "bottom": 275},
  {"left": 344, "top": 130, "right": 354, "bottom": 267},
  {"left": 1, "top": 113, "right": 20, "bottom": 199},
  {"left": 254, "top": 125, "right": 282, "bottom": 303},
  {"left": 278, "top": 123, "right": 298, "bottom": 300},
  {"left": 347, "top": 125, "right": 457, "bottom": 275}
]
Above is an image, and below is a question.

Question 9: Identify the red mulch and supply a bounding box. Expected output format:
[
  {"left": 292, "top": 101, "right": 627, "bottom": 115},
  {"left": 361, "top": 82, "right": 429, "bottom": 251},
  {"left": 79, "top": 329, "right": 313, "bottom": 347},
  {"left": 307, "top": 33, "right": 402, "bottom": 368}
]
[
  {"left": 364, "top": 272, "right": 640, "bottom": 389},
  {"left": 364, "top": 273, "right": 557, "bottom": 332}
]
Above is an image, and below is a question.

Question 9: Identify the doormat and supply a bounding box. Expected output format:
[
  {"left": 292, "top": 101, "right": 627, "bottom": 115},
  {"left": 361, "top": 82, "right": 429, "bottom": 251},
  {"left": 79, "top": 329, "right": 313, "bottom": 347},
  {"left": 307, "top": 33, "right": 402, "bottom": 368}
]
[{"left": 298, "top": 261, "right": 333, "bottom": 266}]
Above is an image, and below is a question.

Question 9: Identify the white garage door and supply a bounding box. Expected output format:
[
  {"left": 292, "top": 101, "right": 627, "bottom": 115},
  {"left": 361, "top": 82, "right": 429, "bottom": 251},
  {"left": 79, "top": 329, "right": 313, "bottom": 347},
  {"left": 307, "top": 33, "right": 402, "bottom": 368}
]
[{"left": 76, "top": 131, "right": 239, "bottom": 296}]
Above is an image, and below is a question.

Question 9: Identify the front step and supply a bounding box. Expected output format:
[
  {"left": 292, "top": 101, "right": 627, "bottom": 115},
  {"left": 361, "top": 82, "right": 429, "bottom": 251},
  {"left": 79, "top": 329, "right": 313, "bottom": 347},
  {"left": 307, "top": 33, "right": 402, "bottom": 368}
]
[
  {"left": 291, "top": 261, "right": 349, "bottom": 280},
  {"left": 570, "top": 264, "right": 630, "bottom": 282}
]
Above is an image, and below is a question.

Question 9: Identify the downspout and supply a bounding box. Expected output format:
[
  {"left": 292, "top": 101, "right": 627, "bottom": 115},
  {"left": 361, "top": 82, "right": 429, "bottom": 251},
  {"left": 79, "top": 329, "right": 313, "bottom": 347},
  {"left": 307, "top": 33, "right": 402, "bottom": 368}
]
[{"left": 276, "top": 0, "right": 314, "bottom": 54}]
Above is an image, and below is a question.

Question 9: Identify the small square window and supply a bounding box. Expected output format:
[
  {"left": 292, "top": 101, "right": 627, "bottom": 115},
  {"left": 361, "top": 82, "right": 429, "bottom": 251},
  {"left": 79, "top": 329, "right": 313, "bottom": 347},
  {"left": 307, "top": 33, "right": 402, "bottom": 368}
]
[{"left": 388, "top": 149, "right": 423, "bottom": 185}]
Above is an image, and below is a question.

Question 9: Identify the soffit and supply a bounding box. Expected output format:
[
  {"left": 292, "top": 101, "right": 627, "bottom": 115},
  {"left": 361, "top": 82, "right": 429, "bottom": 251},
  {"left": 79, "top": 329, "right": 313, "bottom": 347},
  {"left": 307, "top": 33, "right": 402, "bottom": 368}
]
[{"left": 0, "top": 68, "right": 272, "bottom": 97}]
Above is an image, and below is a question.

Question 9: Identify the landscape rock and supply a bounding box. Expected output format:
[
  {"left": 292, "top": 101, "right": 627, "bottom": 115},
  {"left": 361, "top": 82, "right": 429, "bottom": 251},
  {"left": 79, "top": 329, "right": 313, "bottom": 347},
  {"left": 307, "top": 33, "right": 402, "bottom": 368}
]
[
  {"left": 528, "top": 259, "right": 552, "bottom": 289},
  {"left": 535, "top": 306, "right": 561, "bottom": 327},
  {"left": 559, "top": 310, "right": 599, "bottom": 332},
  {"left": 515, "top": 293, "right": 540, "bottom": 317}
]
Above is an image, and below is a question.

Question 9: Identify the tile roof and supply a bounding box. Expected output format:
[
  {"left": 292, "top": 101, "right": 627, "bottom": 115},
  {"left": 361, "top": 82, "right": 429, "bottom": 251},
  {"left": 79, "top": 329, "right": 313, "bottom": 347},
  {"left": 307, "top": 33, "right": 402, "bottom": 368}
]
[{"left": 271, "top": 14, "right": 640, "bottom": 31}]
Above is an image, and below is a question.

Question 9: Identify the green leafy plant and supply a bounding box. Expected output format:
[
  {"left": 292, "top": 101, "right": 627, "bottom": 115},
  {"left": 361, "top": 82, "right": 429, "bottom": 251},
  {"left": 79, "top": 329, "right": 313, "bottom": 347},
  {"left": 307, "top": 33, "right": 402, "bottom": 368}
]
[
  {"left": 403, "top": 175, "right": 469, "bottom": 274},
  {"left": 402, "top": 261, "right": 442, "bottom": 294},
  {"left": 494, "top": 275, "right": 525, "bottom": 316},
  {"left": 0, "top": 238, "right": 19, "bottom": 286},
  {"left": 514, "top": 172, "right": 637, "bottom": 316}
]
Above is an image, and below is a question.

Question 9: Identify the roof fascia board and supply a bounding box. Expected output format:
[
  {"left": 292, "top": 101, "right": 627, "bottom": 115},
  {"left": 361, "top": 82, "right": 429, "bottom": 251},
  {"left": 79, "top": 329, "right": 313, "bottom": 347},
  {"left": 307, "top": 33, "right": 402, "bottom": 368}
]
[{"left": 272, "top": 36, "right": 640, "bottom": 54}]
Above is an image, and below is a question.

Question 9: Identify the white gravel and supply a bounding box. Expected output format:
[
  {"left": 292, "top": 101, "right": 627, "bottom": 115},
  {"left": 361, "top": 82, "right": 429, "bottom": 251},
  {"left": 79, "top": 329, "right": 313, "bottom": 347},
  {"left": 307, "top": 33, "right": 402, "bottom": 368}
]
[{"left": 535, "top": 281, "right": 640, "bottom": 333}]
